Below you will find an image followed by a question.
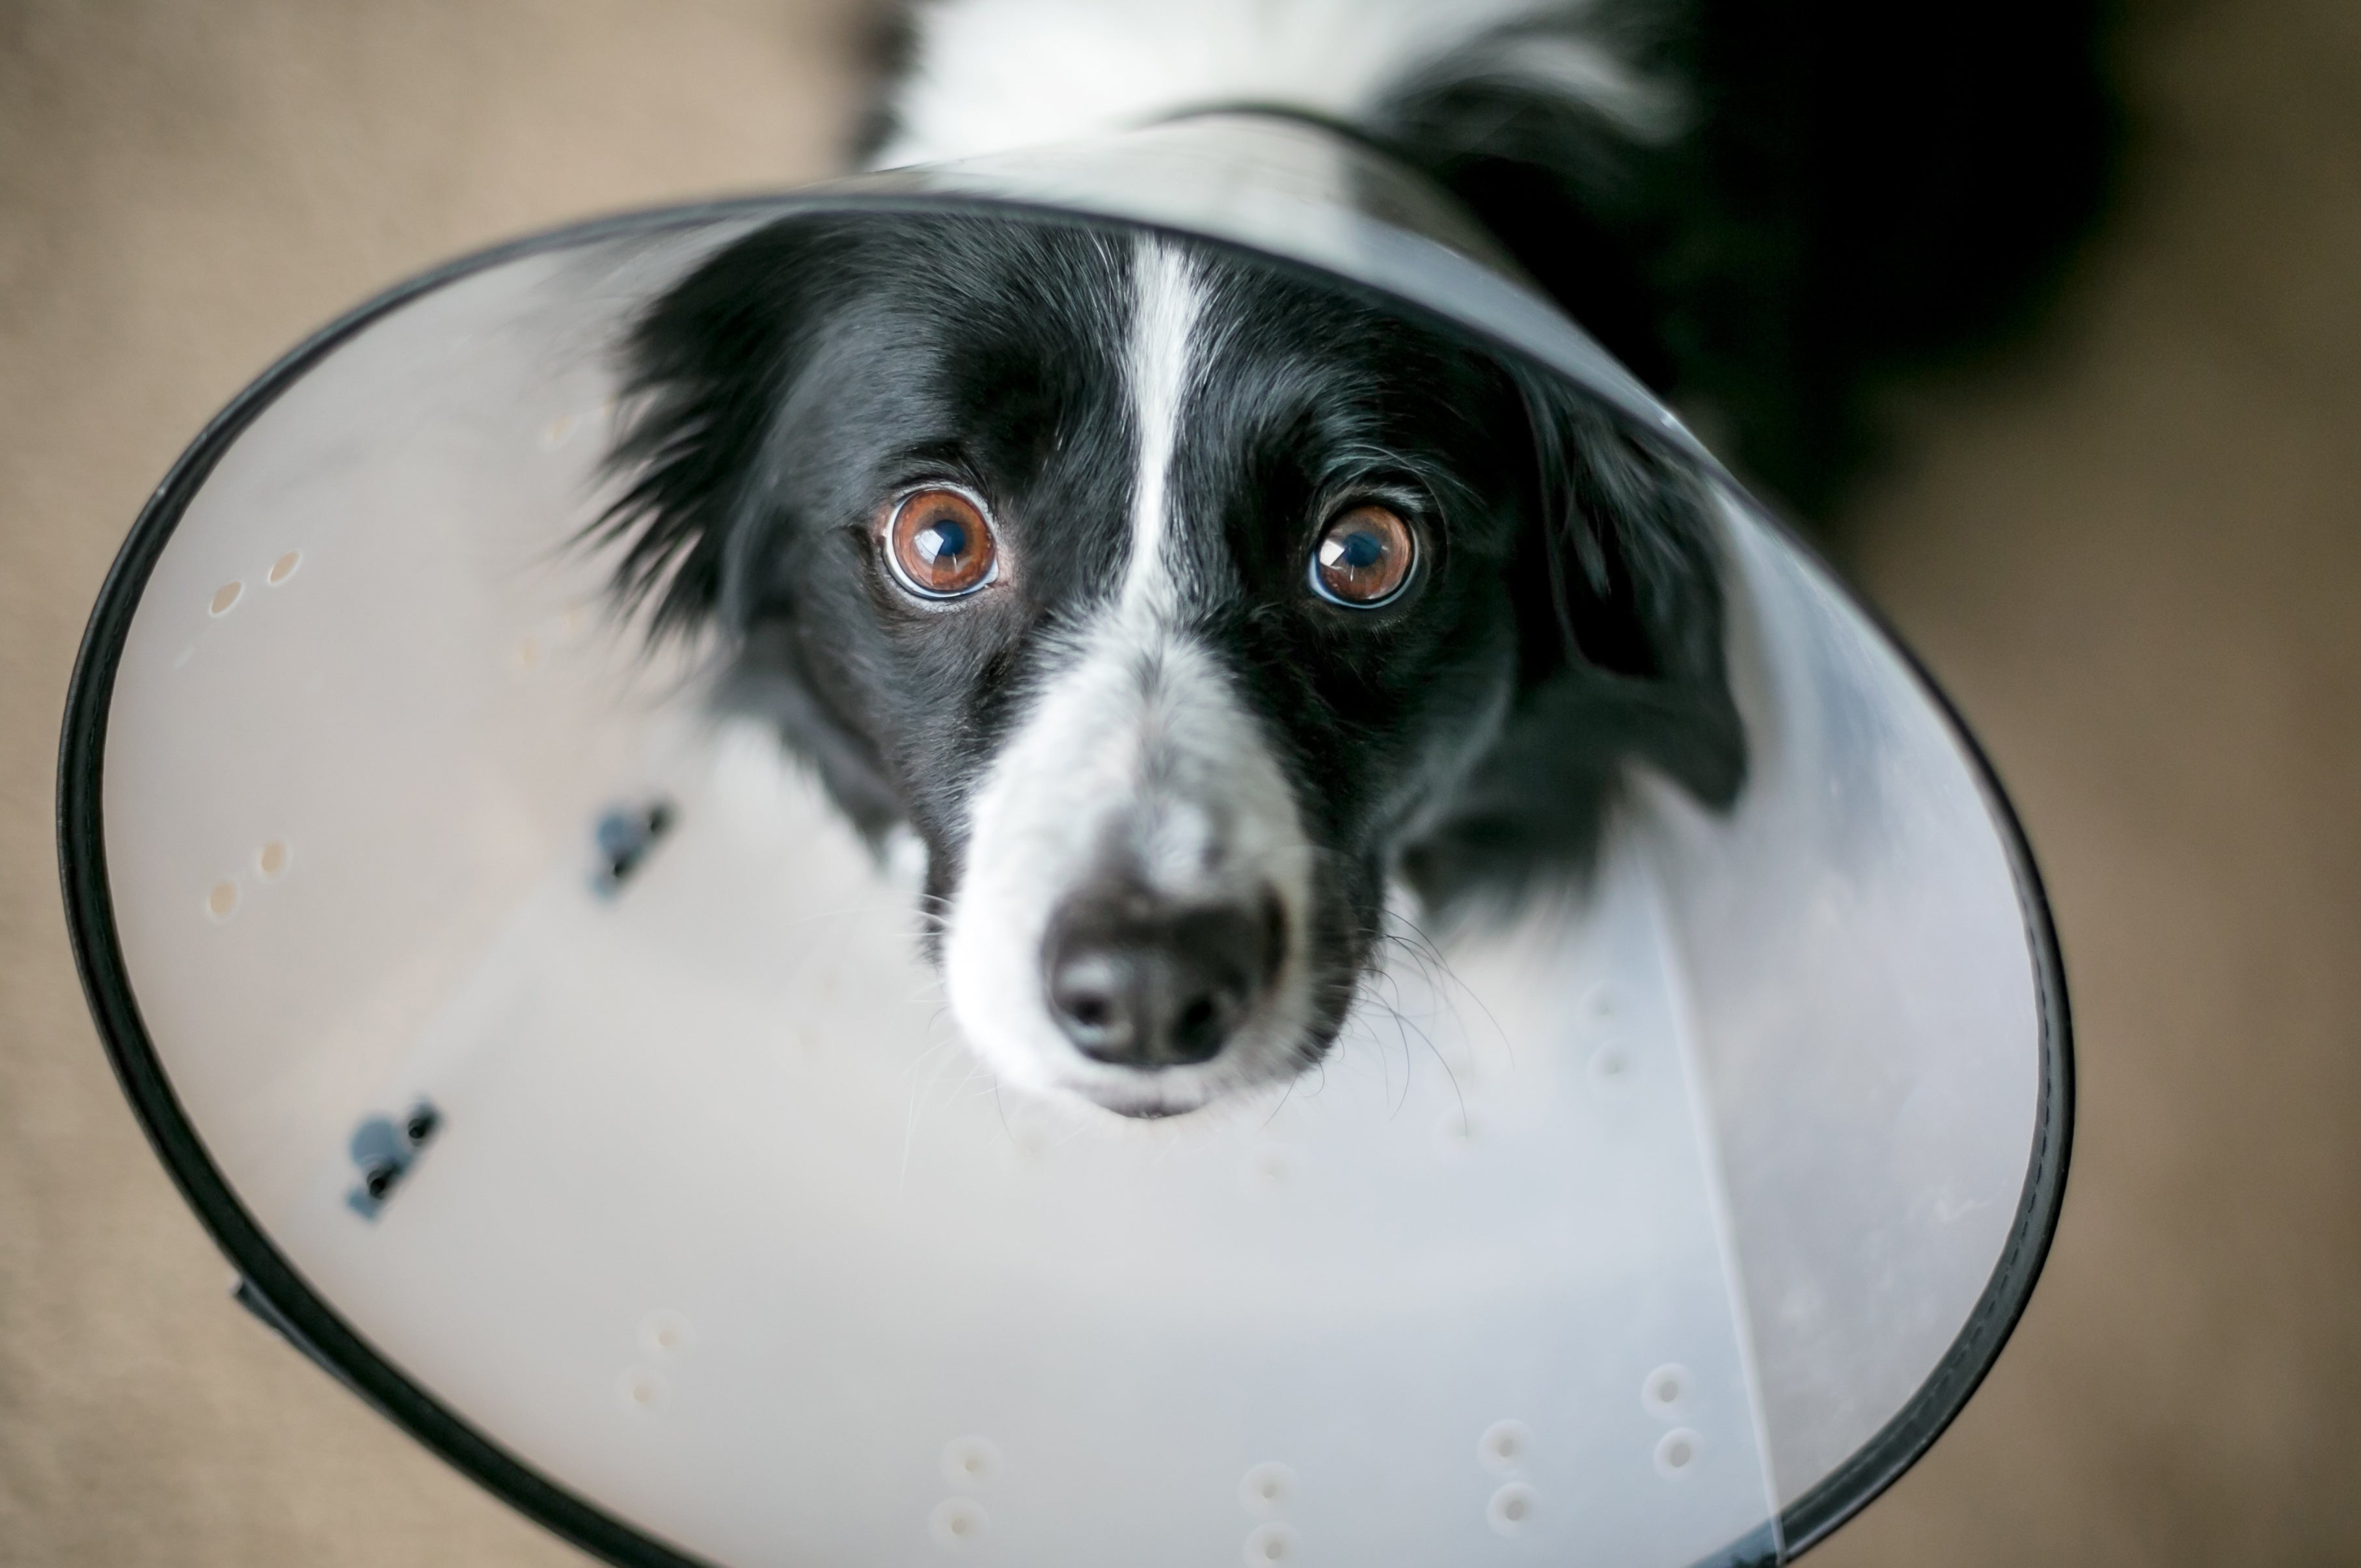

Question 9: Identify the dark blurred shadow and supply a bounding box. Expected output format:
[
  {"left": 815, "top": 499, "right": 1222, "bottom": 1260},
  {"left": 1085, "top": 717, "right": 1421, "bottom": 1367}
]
[{"left": 1414, "top": 0, "right": 2125, "bottom": 535}]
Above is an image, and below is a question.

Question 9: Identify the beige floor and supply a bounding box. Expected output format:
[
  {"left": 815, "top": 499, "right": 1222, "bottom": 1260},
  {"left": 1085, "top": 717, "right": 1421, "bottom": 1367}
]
[{"left": 5, "top": 1, "right": 2359, "bottom": 1563}]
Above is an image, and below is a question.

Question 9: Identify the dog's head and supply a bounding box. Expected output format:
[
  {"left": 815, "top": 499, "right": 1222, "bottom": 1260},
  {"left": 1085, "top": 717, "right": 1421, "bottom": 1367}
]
[{"left": 602, "top": 213, "right": 1740, "bottom": 1116}]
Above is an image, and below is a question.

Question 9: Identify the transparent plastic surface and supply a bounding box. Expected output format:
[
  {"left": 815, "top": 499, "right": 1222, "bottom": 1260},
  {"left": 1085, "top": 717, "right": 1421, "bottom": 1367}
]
[{"left": 77, "top": 118, "right": 2056, "bottom": 1566}]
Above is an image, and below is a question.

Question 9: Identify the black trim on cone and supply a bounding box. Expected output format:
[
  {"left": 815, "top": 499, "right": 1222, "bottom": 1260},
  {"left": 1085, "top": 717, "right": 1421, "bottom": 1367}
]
[{"left": 1769, "top": 628, "right": 2075, "bottom": 1556}]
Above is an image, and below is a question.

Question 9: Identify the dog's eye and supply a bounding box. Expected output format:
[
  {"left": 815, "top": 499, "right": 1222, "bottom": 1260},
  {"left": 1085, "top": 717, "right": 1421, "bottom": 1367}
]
[
  {"left": 1309, "top": 505, "right": 1415, "bottom": 607},
  {"left": 884, "top": 487, "right": 998, "bottom": 599}
]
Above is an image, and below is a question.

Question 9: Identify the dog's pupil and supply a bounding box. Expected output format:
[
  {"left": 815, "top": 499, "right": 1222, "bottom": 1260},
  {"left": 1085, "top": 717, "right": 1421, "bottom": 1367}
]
[
  {"left": 1339, "top": 530, "right": 1382, "bottom": 569},
  {"left": 918, "top": 519, "right": 968, "bottom": 564}
]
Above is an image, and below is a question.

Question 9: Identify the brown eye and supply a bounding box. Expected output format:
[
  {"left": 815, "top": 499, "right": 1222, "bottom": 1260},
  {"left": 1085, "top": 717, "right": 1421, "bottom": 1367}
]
[
  {"left": 1310, "top": 504, "right": 1415, "bottom": 607},
  {"left": 885, "top": 487, "right": 998, "bottom": 599}
]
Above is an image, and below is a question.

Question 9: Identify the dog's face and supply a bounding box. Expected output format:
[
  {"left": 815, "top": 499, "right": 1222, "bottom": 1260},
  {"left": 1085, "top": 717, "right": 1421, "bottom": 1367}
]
[{"left": 605, "top": 213, "right": 1740, "bottom": 1117}]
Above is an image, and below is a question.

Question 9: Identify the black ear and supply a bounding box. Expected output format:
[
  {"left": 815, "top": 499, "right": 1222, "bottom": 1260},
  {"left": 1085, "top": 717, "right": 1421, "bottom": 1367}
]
[
  {"left": 592, "top": 220, "right": 907, "bottom": 843},
  {"left": 1399, "top": 368, "right": 1745, "bottom": 914},
  {"left": 593, "top": 224, "right": 828, "bottom": 636}
]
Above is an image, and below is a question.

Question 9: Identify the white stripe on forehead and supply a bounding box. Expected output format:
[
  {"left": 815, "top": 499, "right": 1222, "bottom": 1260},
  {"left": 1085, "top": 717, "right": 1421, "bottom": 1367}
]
[{"left": 1122, "top": 237, "right": 1205, "bottom": 617}]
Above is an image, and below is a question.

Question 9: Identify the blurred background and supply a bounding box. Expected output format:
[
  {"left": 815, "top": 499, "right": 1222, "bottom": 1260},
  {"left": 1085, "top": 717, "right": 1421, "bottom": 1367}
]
[{"left": 3, "top": 0, "right": 2358, "bottom": 1563}]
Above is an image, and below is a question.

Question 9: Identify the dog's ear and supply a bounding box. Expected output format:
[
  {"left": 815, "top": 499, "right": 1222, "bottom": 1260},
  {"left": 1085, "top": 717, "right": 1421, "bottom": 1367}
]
[
  {"left": 593, "top": 221, "right": 907, "bottom": 842},
  {"left": 1510, "top": 366, "right": 1745, "bottom": 769},
  {"left": 594, "top": 224, "right": 831, "bottom": 636},
  {"left": 1400, "top": 368, "right": 1745, "bottom": 913}
]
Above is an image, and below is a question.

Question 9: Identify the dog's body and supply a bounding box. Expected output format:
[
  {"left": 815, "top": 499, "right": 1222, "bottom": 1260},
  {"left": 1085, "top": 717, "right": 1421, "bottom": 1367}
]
[{"left": 602, "top": 0, "right": 2109, "bottom": 1116}]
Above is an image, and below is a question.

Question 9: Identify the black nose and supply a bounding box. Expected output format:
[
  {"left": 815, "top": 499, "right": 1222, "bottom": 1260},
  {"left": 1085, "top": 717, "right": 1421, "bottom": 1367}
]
[{"left": 1043, "top": 888, "right": 1281, "bottom": 1068}]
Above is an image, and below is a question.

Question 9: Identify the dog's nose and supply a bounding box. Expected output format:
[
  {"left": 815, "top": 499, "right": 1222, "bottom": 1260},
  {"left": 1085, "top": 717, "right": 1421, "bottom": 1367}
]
[{"left": 1043, "top": 889, "right": 1279, "bottom": 1068}]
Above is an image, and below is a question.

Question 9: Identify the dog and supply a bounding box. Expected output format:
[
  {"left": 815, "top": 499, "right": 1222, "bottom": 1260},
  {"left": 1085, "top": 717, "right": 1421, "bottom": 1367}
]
[{"left": 597, "top": 0, "right": 2111, "bottom": 1117}]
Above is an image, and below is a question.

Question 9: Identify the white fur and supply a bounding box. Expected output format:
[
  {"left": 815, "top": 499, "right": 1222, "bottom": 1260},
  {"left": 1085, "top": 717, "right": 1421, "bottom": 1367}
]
[
  {"left": 871, "top": 0, "right": 1669, "bottom": 167},
  {"left": 1120, "top": 241, "right": 1203, "bottom": 618},
  {"left": 941, "top": 240, "right": 1316, "bottom": 1115}
]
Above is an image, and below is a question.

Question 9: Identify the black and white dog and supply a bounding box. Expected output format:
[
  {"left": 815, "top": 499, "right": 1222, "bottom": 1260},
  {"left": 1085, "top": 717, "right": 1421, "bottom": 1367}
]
[{"left": 599, "top": 0, "right": 2111, "bottom": 1117}]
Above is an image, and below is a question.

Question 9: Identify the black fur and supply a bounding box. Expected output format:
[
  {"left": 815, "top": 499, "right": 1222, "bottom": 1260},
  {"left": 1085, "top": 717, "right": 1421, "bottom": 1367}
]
[
  {"left": 601, "top": 217, "right": 1137, "bottom": 863},
  {"left": 596, "top": 213, "right": 1736, "bottom": 982},
  {"left": 1370, "top": 0, "right": 2118, "bottom": 515},
  {"left": 852, "top": 1, "right": 2116, "bottom": 514}
]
